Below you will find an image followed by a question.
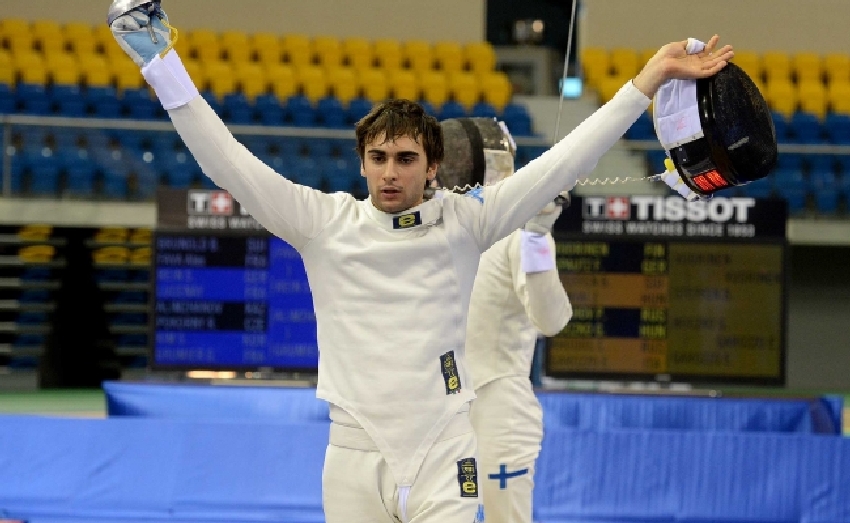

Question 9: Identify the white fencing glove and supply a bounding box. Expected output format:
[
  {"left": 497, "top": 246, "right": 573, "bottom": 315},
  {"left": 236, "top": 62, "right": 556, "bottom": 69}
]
[
  {"left": 520, "top": 192, "right": 567, "bottom": 273},
  {"left": 109, "top": 0, "right": 173, "bottom": 67}
]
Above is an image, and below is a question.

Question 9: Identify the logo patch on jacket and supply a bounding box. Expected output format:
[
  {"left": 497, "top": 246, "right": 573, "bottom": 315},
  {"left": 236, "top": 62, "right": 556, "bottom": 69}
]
[
  {"left": 393, "top": 211, "right": 422, "bottom": 229},
  {"left": 457, "top": 457, "right": 479, "bottom": 498},
  {"left": 465, "top": 186, "right": 484, "bottom": 203},
  {"left": 440, "top": 350, "right": 461, "bottom": 394}
]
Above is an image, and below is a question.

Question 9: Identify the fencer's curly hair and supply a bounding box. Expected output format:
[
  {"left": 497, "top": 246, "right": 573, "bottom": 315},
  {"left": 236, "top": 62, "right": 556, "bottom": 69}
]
[{"left": 354, "top": 99, "right": 444, "bottom": 166}]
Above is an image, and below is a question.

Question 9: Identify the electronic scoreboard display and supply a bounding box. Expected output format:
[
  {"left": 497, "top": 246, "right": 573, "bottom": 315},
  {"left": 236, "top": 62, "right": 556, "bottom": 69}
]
[
  {"left": 546, "top": 195, "right": 788, "bottom": 386},
  {"left": 151, "top": 188, "right": 318, "bottom": 372}
]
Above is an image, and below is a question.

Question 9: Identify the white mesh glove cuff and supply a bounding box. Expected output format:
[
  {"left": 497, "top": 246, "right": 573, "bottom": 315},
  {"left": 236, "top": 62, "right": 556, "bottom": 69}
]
[
  {"left": 520, "top": 231, "right": 556, "bottom": 273},
  {"left": 652, "top": 38, "right": 706, "bottom": 151},
  {"left": 142, "top": 50, "right": 199, "bottom": 110}
]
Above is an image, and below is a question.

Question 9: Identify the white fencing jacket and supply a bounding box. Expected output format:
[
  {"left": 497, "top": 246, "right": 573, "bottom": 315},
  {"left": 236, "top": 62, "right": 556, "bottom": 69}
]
[
  {"left": 141, "top": 50, "right": 651, "bottom": 487},
  {"left": 466, "top": 230, "right": 572, "bottom": 391}
]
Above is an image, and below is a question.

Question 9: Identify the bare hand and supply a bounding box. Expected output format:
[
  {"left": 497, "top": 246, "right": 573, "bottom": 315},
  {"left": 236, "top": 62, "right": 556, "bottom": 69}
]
[{"left": 633, "top": 35, "right": 734, "bottom": 98}]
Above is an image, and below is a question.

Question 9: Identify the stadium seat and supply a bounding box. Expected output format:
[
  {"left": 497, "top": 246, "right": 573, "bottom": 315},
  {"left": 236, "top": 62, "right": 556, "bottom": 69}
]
[
  {"left": 234, "top": 62, "right": 266, "bottom": 100},
  {"left": 358, "top": 68, "right": 389, "bottom": 104},
  {"left": 317, "top": 96, "right": 346, "bottom": 128},
  {"left": 464, "top": 42, "right": 496, "bottom": 75},
  {"left": 295, "top": 65, "right": 328, "bottom": 103},
  {"left": 341, "top": 37, "right": 373, "bottom": 71},
  {"left": 17, "top": 83, "right": 52, "bottom": 116},
  {"left": 433, "top": 41, "right": 464, "bottom": 74},
  {"left": 281, "top": 34, "right": 312, "bottom": 68},
  {"left": 764, "top": 80, "right": 797, "bottom": 118},
  {"left": 823, "top": 52, "right": 850, "bottom": 85},
  {"left": 625, "top": 111, "right": 655, "bottom": 140},
  {"left": 797, "top": 81, "right": 827, "bottom": 118},
  {"left": 419, "top": 71, "right": 448, "bottom": 108},
  {"left": 372, "top": 38, "right": 403, "bottom": 71},
  {"left": 287, "top": 94, "right": 317, "bottom": 126},
  {"left": 387, "top": 69, "right": 418, "bottom": 101},
  {"left": 255, "top": 93, "right": 286, "bottom": 126},
  {"left": 501, "top": 103, "right": 533, "bottom": 136},
  {"left": 123, "top": 87, "right": 159, "bottom": 120},
  {"left": 402, "top": 40, "right": 434, "bottom": 74},
  {"left": 470, "top": 101, "right": 497, "bottom": 119},
  {"left": 608, "top": 48, "right": 639, "bottom": 78},
  {"left": 439, "top": 100, "right": 466, "bottom": 120},
  {"left": 222, "top": 92, "right": 254, "bottom": 124},
  {"left": 824, "top": 113, "right": 850, "bottom": 144},
  {"left": 251, "top": 32, "right": 282, "bottom": 64},
  {"left": 478, "top": 71, "right": 512, "bottom": 112},
  {"left": 762, "top": 51, "right": 793, "bottom": 84},
  {"left": 220, "top": 30, "right": 251, "bottom": 63},
  {"left": 266, "top": 64, "right": 298, "bottom": 101},
  {"left": 346, "top": 97, "right": 373, "bottom": 124},
  {"left": 827, "top": 81, "right": 850, "bottom": 115},
  {"left": 731, "top": 50, "right": 763, "bottom": 83},
  {"left": 188, "top": 29, "right": 222, "bottom": 62},
  {"left": 312, "top": 36, "right": 343, "bottom": 68},
  {"left": 790, "top": 112, "right": 823, "bottom": 144},
  {"left": 326, "top": 66, "right": 359, "bottom": 105},
  {"left": 792, "top": 52, "right": 823, "bottom": 83}
]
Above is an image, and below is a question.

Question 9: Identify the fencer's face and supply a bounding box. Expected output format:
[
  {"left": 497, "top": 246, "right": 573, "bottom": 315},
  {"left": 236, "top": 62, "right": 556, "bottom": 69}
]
[{"left": 361, "top": 133, "right": 437, "bottom": 214}]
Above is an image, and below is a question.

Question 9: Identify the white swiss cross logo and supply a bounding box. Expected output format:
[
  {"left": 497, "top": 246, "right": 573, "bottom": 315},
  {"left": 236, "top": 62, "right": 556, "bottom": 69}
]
[
  {"left": 210, "top": 191, "right": 233, "bottom": 215},
  {"left": 606, "top": 197, "right": 630, "bottom": 220}
]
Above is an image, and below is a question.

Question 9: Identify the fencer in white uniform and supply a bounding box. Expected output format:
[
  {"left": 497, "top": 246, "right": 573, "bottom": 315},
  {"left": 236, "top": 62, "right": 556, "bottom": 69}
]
[
  {"left": 467, "top": 187, "right": 571, "bottom": 523},
  {"left": 107, "top": 5, "right": 733, "bottom": 522}
]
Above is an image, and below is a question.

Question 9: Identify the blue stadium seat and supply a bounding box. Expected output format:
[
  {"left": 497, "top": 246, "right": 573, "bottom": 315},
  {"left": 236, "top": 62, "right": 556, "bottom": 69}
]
[
  {"left": 626, "top": 111, "right": 655, "bottom": 140},
  {"left": 87, "top": 86, "right": 122, "bottom": 118},
  {"left": 645, "top": 149, "right": 668, "bottom": 174},
  {"left": 223, "top": 92, "right": 254, "bottom": 124},
  {"left": 501, "top": 103, "right": 533, "bottom": 136},
  {"left": 771, "top": 111, "right": 790, "bottom": 143},
  {"left": 16, "top": 84, "right": 51, "bottom": 115},
  {"left": 346, "top": 97, "right": 373, "bottom": 125},
  {"left": 200, "top": 90, "right": 223, "bottom": 115},
  {"left": 101, "top": 163, "right": 130, "bottom": 199},
  {"left": 0, "top": 84, "right": 14, "bottom": 114},
  {"left": 438, "top": 100, "right": 466, "bottom": 120},
  {"left": 123, "top": 88, "right": 159, "bottom": 120},
  {"left": 161, "top": 150, "right": 200, "bottom": 188},
  {"left": 292, "top": 156, "right": 323, "bottom": 189},
  {"left": 51, "top": 84, "right": 86, "bottom": 117},
  {"left": 27, "top": 156, "right": 61, "bottom": 196},
  {"left": 322, "top": 157, "right": 357, "bottom": 192},
  {"left": 806, "top": 154, "right": 835, "bottom": 174},
  {"left": 64, "top": 157, "right": 97, "bottom": 197},
  {"left": 287, "top": 95, "right": 317, "bottom": 127},
  {"left": 740, "top": 177, "right": 773, "bottom": 198},
  {"left": 418, "top": 100, "right": 438, "bottom": 118},
  {"left": 823, "top": 113, "right": 850, "bottom": 144},
  {"left": 789, "top": 112, "right": 823, "bottom": 144},
  {"left": 303, "top": 138, "right": 332, "bottom": 158},
  {"left": 471, "top": 101, "right": 498, "bottom": 119},
  {"left": 776, "top": 152, "right": 804, "bottom": 171},
  {"left": 255, "top": 94, "right": 286, "bottom": 126},
  {"left": 317, "top": 97, "right": 346, "bottom": 128}
]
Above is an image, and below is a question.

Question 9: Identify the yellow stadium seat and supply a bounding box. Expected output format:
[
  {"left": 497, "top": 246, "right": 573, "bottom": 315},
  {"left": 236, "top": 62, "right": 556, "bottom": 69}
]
[
  {"left": 464, "top": 42, "right": 496, "bottom": 74},
  {"left": 31, "top": 20, "right": 62, "bottom": 38},
  {"left": 5, "top": 33, "right": 34, "bottom": 54},
  {"left": 598, "top": 75, "right": 630, "bottom": 104},
  {"left": 312, "top": 36, "right": 343, "bottom": 68},
  {"left": 0, "top": 51, "right": 13, "bottom": 84},
  {"left": 358, "top": 68, "right": 389, "bottom": 103},
  {"left": 46, "top": 53, "right": 80, "bottom": 85},
  {"left": 251, "top": 32, "right": 282, "bottom": 64},
  {"left": 189, "top": 29, "right": 222, "bottom": 62},
  {"left": 433, "top": 41, "right": 464, "bottom": 73},
  {"left": 0, "top": 19, "right": 30, "bottom": 36},
  {"left": 266, "top": 63, "right": 297, "bottom": 100},
  {"left": 580, "top": 47, "right": 609, "bottom": 92},
  {"left": 79, "top": 54, "right": 112, "bottom": 87},
  {"left": 326, "top": 66, "right": 359, "bottom": 104},
  {"left": 402, "top": 39, "right": 433, "bottom": 73},
  {"left": 38, "top": 34, "right": 67, "bottom": 56},
  {"left": 342, "top": 37, "right": 373, "bottom": 71},
  {"left": 448, "top": 72, "right": 478, "bottom": 109},
  {"left": 827, "top": 80, "right": 850, "bottom": 114},
  {"left": 115, "top": 63, "right": 145, "bottom": 90},
  {"left": 792, "top": 52, "right": 823, "bottom": 83},
  {"left": 17, "top": 224, "right": 52, "bottom": 241},
  {"left": 281, "top": 34, "right": 312, "bottom": 68},
  {"left": 373, "top": 39, "right": 403, "bottom": 71},
  {"left": 182, "top": 59, "right": 204, "bottom": 88},
  {"left": 419, "top": 71, "right": 448, "bottom": 107},
  {"left": 295, "top": 65, "right": 328, "bottom": 102},
  {"left": 204, "top": 61, "right": 236, "bottom": 100},
  {"left": 63, "top": 22, "right": 94, "bottom": 42},
  {"left": 19, "top": 245, "right": 56, "bottom": 264},
  {"left": 220, "top": 30, "right": 251, "bottom": 63},
  {"left": 730, "top": 50, "right": 762, "bottom": 83},
  {"left": 609, "top": 48, "right": 639, "bottom": 78},
  {"left": 823, "top": 53, "right": 850, "bottom": 85},
  {"left": 761, "top": 51, "right": 792, "bottom": 84},
  {"left": 235, "top": 62, "right": 266, "bottom": 99},
  {"left": 14, "top": 53, "right": 47, "bottom": 84},
  {"left": 797, "top": 81, "right": 827, "bottom": 118},
  {"left": 387, "top": 69, "right": 418, "bottom": 101},
  {"left": 479, "top": 71, "right": 512, "bottom": 111},
  {"left": 765, "top": 80, "right": 797, "bottom": 118},
  {"left": 92, "top": 246, "right": 129, "bottom": 265},
  {"left": 97, "top": 27, "right": 126, "bottom": 59},
  {"left": 94, "top": 227, "right": 128, "bottom": 244}
]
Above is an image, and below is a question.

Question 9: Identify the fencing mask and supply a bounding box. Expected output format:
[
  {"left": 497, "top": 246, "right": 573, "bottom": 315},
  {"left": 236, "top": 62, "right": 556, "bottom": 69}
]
[
  {"left": 653, "top": 38, "right": 777, "bottom": 197},
  {"left": 435, "top": 117, "right": 516, "bottom": 191}
]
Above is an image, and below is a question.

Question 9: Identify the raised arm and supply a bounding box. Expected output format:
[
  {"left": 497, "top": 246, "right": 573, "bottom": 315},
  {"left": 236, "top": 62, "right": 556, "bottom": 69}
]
[
  {"left": 458, "top": 35, "right": 733, "bottom": 249},
  {"left": 109, "top": 2, "right": 340, "bottom": 251}
]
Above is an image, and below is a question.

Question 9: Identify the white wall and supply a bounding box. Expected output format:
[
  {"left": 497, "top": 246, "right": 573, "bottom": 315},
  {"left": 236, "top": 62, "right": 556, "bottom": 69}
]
[
  {"left": 1, "top": 0, "right": 486, "bottom": 42},
  {"left": 579, "top": 0, "right": 850, "bottom": 53}
]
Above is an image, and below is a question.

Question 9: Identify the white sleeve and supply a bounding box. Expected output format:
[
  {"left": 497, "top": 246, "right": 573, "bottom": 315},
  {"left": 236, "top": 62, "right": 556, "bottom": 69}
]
[
  {"left": 509, "top": 233, "right": 573, "bottom": 336},
  {"left": 142, "top": 51, "right": 341, "bottom": 251},
  {"left": 454, "top": 82, "right": 650, "bottom": 250}
]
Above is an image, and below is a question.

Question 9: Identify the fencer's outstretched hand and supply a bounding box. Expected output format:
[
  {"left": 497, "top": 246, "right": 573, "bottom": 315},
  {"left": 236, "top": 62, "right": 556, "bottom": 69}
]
[
  {"left": 109, "top": 1, "right": 172, "bottom": 67},
  {"left": 633, "top": 35, "right": 733, "bottom": 98}
]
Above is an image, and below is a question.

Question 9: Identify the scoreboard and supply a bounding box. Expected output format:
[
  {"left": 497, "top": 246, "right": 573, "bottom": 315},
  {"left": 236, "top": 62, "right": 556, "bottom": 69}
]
[
  {"left": 151, "top": 188, "right": 317, "bottom": 372},
  {"left": 546, "top": 195, "right": 788, "bottom": 385}
]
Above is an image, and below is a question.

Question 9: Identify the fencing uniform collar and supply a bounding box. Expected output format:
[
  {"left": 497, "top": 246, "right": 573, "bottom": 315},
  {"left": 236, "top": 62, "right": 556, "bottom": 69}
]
[{"left": 364, "top": 196, "right": 444, "bottom": 231}]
